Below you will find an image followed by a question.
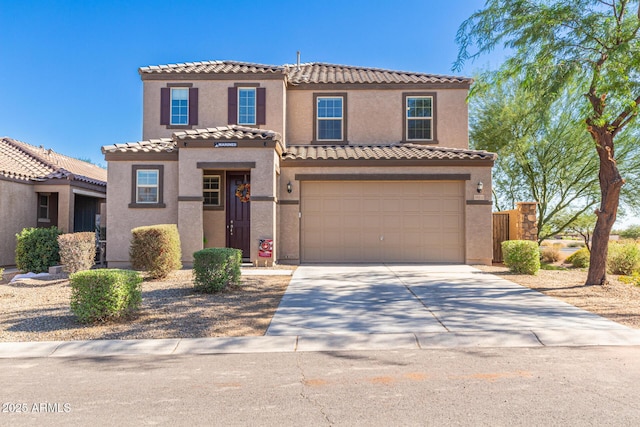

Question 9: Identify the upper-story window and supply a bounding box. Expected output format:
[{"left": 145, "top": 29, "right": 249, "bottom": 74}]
[
  {"left": 405, "top": 94, "right": 435, "bottom": 141},
  {"left": 228, "top": 85, "right": 266, "bottom": 126},
  {"left": 170, "top": 88, "right": 189, "bottom": 125},
  {"left": 160, "top": 85, "right": 198, "bottom": 128},
  {"left": 238, "top": 88, "right": 256, "bottom": 125},
  {"left": 314, "top": 94, "right": 347, "bottom": 142}
]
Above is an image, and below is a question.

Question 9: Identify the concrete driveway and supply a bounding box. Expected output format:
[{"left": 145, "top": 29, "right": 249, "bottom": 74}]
[{"left": 266, "top": 265, "right": 640, "bottom": 347}]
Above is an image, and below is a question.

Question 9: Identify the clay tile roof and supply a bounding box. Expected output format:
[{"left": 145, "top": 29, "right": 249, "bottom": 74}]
[
  {"left": 0, "top": 137, "right": 107, "bottom": 185},
  {"left": 173, "top": 125, "right": 282, "bottom": 142},
  {"left": 138, "top": 60, "right": 471, "bottom": 86},
  {"left": 101, "top": 138, "right": 177, "bottom": 154},
  {"left": 139, "top": 60, "right": 284, "bottom": 75},
  {"left": 285, "top": 63, "right": 472, "bottom": 85},
  {"left": 282, "top": 144, "right": 496, "bottom": 162}
]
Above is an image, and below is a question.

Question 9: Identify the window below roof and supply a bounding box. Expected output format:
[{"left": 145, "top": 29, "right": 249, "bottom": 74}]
[
  {"left": 238, "top": 88, "right": 256, "bottom": 125},
  {"left": 313, "top": 93, "right": 347, "bottom": 143},
  {"left": 403, "top": 92, "right": 437, "bottom": 143},
  {"left": 170, "top": 88, "right": 189, "bottom": 125},
  {"left": 129, "top": 165, "right": 165, "bottom": 208}
]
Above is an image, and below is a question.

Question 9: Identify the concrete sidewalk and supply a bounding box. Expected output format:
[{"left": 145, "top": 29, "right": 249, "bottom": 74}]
[{"left": 2, "top": 264, "right": 640, "bottom": 358}]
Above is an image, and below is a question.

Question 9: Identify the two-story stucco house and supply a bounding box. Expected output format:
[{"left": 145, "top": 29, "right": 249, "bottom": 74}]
[{"left": 102, "top": 60, "right": 495, "bottom": 267}]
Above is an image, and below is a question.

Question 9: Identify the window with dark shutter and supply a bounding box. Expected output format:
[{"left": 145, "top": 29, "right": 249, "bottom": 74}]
[
  {"left": 189, "top": 88, "right": 198, "bottom": 125},
  {"left": 257, "top": 87, "right": 266, "bottom": 125},
  {"left": 160, "top": 88, "right": 170, "bottom": 125},
  {"left": 228, "top": 87, "right": 238, "bottom": 125}
]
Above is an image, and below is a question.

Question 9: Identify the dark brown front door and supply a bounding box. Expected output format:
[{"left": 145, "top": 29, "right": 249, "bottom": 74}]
[{"left": 226, "top": 172, "right": 251, "bottom": 258}]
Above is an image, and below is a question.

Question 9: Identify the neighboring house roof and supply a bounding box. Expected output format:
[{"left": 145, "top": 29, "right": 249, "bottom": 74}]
[
  {"left": 138, "top": 60, "right": 472, "bottom": 85},
  {"left": 102, "top": 126, "right": 282, "bottom": 154},
  {"left": 0, "top": 137, "right": 107, "bottom": 186},
  {"left": 283, "top": 144, "right": 496, "bottom": 162}
]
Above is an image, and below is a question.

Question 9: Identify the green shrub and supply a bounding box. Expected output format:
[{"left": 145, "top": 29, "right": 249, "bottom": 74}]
[
  {"left": 193, "top": 248, "right": 242, "bottom": 293},
  {"left": 70, "top": 269, "right": 142, "bottom": 323},
  {"left": 566, "top": 247, "right": 590, "bottom": 268},
  {"left": 129, "top": 224, "right": 182, "bottom": 279},
  {"left": 619, "top": 225, "right": 640, "bottom": 240},
  {"left": 58, "top": 232, "right": 96, "bottom": 273},
  {"left": 607, "top": 241, "right": 640, "bottom": 275},
  {"left": 15, "top": 227, "right": 62, "bottom": 273},
  {"left": 540, "top": 244, "right": 562, "bottom": 263},
  {"left": 502, "top": 240, "right": 540, "bottom": 275}
]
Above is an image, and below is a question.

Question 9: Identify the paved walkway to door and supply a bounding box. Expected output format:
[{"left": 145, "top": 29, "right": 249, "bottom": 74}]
[{"left": 266, "top": 265, "right": 640, "bottom": 348}]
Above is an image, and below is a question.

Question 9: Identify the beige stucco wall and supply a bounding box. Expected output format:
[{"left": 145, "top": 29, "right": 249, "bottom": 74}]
[
  {"left": 278, "top": 164, "right": 493, "bottom": 265},
  {"left": 0, "top": 180, "right": 37, "bottom": 266},
  {"left": 142, "top": 79, "right": 287, "bottom": 141},
  {"left": 177, "top": 147, "right": 279, "bottom": 264},
  {"left": 105, "top": 160, "right": 179, "bottom": 267},
  {"left": 286, "top": 88, "right": 469, "bottom": 148}
]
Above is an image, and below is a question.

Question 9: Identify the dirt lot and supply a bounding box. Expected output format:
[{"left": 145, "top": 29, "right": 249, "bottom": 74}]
[{"left": 0, "top": 269, "right": 291, "bottom": 342}]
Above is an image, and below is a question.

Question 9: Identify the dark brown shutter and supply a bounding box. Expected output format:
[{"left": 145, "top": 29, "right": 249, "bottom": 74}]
[
  {"left": 257, "top": 87, "right": 266, "bottom": 125},
  {"left": 228, "top": 87, "right": 237, "bottom": 124},
  {"left": 160, "top": 87, "right": 170, "bottom": 125},
  {"left": 189, "top": 87, "right": 198, "bottom": 125}
]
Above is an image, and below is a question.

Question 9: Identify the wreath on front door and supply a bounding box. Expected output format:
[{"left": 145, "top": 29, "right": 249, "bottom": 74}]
[{"left": 235, "top": 183, "right": 251, "bottom": 203}]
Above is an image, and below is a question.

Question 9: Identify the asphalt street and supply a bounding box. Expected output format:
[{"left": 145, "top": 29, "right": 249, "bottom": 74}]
[{"left": 2, "top": 346, "right": 640, "bottom": 426}]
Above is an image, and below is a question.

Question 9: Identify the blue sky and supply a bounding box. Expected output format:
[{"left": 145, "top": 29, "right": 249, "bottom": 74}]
[{"left": 0, "top": 0, "right": 502, "bottom": 165}]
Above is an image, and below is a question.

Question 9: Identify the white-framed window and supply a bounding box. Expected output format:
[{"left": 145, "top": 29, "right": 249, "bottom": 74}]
[
  {"left": 38, "top": 194, "right": 50, "bottom": 221},
  {"left": 406, "top": 96, "right": 433, "bottom": 140},
  {"left": 238, "top": 88, "right": 256, "bottom": 125},
  {"left": 316, "top": 96, "right": 343, "bottom": 141},
  {"left": 171, "top": 88, "right": 189, "bottom": 125},
  {"left": 136, "top": 169, "right": 159, "bottom": 203},
  {"left": 203, "top": 175, "right": 221, "bottom": 206}
]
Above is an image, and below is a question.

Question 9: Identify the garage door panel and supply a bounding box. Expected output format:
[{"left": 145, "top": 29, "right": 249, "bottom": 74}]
[{"left": 301, "top": 180, "right": 465, "bottom": 263}]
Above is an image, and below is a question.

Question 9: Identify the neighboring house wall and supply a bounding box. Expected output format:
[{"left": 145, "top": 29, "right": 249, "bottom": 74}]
[
  {"left": 286, "top": 88, "right": 469, "bottom": 148},
  {"left": 142, "top": 79, "right": 287, "bottom": 141},
  {"left": 0, "top": 179, "right": 37, "bottom": 266}
]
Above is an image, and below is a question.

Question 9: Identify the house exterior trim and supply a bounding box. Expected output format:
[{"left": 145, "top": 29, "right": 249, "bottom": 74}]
[
  {"left": 294, "top": 173, "right": 471, "bottom": 181},
  {"left": 197, "top": 162, "right": 256, "bottom": 169}
]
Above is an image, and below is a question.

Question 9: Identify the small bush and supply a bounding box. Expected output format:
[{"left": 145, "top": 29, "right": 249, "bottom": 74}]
[
  {"left": 15, "top": 227, "right": 62, "bottom": 273},
  {"left": 540, "top": 244, "right": 562, "bottom": 263},
  {"left": 58, "top": 232, "right": 96, "bottom": 273},
  {"left": 70, "top": 269, "right": 142, "bottom": 323},
  {"left": 607, "top": 241, "right": 640, "bottom": 275},
  {"left": 566, "top": 248, "right": 590, "bottom": 268},
  {"left": 502, "top": 240, "right": 540, "bottom": 275},
  {"left": 619, "top": 225, "right": 640, "bottom": 240},
  {"left": 566, "top": 242, "right": 586, "bottom": 248},
  {"left": 129, "top": 224, "right": 182, "bottom": 279},
  {"left": 193, "top": 248, "right": 242, "bottom": 293},
  {"left": 620, "top": 273, "right": 640, "bottom": 287}
]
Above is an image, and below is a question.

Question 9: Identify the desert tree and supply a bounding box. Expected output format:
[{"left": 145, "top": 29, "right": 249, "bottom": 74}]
[{"left": 456, "top": 0, "right": 640, "bottom": 285}]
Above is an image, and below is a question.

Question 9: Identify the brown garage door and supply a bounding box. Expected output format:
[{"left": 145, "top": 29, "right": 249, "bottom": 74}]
[{"left": 301, "top": 181, "right": 465, "bottom": 263}]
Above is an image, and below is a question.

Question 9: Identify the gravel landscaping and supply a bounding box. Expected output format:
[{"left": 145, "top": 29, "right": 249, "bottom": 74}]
[
  {"left": 474, "top": 265, "right": 640, "bottom": 329},
  {"left": 2, "top": 264, "right": 639, "bottom": 342},
  {"left": 0, "top": 269, "right": 291, "bottom": 342}
]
